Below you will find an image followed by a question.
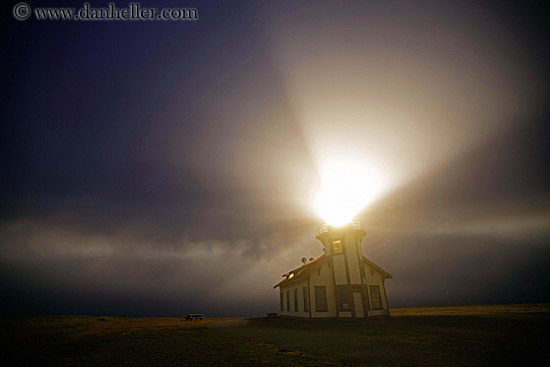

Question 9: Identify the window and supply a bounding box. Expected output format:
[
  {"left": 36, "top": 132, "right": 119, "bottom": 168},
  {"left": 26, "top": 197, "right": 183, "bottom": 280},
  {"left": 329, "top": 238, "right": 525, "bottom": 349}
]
[
  {"left": 303, "top": 287, "right": 309, "bottom": 312},
  {"left": 280, "top": 292, "right": 283, "bottom": 311},
  {"left": 337, "top": 285, "right": 349, "bottom": 309},
  {"left": 315, "top": 286, "right": 328, "bottom": 312},
  {"left": 294, "top": 289, "right": 298, "bottom": 312},
  {"left": 369, "top": 285, "right": 382, "bottom": 309},
  {"left": 286, "top": 290, "right": 290, "bottom": 311},
  {"left": 332, "top": 240, "right": 342, "bottom": 254}
]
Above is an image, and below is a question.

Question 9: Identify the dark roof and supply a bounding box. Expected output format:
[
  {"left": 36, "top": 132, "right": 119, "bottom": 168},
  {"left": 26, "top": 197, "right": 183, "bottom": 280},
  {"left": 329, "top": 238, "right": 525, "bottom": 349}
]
[{"left": 273, "top": 255, "right": 392, "bottom": 288}]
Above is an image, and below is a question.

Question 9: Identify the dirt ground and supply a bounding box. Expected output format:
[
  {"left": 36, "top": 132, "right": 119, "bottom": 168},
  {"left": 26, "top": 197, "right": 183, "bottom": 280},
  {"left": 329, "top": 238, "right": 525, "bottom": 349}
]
[{"left": 1, "top": 304, "right": 549, "bottom": 366}]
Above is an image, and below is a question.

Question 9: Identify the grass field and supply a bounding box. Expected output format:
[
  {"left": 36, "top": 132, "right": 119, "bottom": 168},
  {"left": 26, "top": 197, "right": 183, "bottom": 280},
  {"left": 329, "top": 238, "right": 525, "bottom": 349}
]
[{"left": 1, "top": 304, "right": 549, "bottom": 366}]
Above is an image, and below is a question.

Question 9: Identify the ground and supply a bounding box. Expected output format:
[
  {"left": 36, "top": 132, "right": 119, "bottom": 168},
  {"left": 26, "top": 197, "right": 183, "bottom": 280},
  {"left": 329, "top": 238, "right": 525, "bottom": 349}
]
[{"left": 1, "top": 304, "right": 549, "bottom": 366}]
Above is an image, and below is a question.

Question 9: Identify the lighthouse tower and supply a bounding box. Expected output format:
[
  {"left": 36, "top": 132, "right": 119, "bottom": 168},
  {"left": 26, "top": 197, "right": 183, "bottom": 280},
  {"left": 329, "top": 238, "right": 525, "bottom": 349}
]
[{"left": 315, "top": 220, "right": 370, "bottom": 317}]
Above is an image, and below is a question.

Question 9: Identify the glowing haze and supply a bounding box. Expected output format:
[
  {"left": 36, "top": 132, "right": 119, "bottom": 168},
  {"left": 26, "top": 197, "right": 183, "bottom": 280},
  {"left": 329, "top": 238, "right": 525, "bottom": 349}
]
[
  {"left": 311, "top": 154, "right": 385, "bottom": 225},
  {"left": 264, "top": 0, "right": 542, "bottom": 228},
  {"left": 1, "top": 0, "right": 549, "bottom": 317}
]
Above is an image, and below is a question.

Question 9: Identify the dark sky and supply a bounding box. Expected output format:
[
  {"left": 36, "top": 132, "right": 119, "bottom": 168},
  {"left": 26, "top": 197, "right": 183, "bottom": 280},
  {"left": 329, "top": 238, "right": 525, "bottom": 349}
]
[{"left": 1, "top": 0, "right": 549, "bottom": 317}]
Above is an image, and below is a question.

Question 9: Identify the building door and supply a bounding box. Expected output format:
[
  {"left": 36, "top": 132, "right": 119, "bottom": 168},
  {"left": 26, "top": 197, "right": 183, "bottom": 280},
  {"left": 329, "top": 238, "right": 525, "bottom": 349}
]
[{"left": 353, "top": 292, "right": 364, "bottom": 317}]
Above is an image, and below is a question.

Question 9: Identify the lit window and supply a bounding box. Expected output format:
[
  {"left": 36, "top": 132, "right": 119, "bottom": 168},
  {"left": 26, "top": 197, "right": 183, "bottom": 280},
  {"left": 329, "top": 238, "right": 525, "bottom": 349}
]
[{"left": 333, "top": 240, "right": 342, "bottom": 254}]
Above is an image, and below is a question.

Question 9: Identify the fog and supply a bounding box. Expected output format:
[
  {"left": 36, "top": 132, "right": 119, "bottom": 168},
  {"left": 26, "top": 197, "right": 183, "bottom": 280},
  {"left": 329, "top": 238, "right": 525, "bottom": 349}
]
[{"left": 1, "top": 0, "right": 548, "bottom": 316}]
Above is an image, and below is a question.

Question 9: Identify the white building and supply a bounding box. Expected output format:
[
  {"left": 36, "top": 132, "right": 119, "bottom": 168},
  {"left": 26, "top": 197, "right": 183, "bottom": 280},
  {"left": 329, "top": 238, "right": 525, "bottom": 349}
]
[{"left": 274, "top": 221, "right": 392, "bottom": 318}]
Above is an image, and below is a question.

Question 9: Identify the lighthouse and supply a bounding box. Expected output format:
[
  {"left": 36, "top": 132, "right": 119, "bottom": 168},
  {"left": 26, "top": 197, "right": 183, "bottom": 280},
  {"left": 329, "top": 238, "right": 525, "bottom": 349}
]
[{"left": 274, "top": 220, "right": 392, "bottom": 319}]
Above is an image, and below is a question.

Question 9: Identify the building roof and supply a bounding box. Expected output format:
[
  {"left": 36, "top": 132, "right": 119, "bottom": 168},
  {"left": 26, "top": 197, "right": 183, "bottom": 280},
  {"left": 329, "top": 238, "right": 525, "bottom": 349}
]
[
  {"left": 273, "top": 254, "right": 393, "bottom": 289},
  {"left": 362, "top": 256, "right": 393, "bottom": 279},
  {"left": 273, "top": 255, "right": 325, "bottom": 289}
]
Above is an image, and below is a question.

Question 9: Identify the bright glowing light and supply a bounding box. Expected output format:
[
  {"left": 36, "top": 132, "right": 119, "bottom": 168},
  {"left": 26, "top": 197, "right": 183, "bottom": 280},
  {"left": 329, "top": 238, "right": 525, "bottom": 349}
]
[{"left": 310, "top": 156, "right": 384, "bottom": 225}]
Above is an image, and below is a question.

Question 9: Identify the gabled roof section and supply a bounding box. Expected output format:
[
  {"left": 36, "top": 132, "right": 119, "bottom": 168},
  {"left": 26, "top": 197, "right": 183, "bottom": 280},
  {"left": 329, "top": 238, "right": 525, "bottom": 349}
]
[
  {"left": 273, "top": 254, "right": 393, "bottom": 289},
  {"left": 362, "top": 256, "right": 393, "bottom": 279},
  {"left": 273, "top": 255, "right": 325, "bottom": 288}
]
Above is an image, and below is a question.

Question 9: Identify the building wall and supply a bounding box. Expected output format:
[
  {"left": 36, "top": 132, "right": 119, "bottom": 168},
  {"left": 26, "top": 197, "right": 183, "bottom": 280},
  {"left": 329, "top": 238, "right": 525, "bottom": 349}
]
[
  {"left": 363, "top": 263, "right": 390, "bottom": 316},
  {"left": 279, "top": 262, "right": 337, "bottom": 318},
  {"left": 279, "top": 278, "right": 309, "bottom": 318},
  {"left": 345, "top": 232, "right": 362, "bottom": 284},
  {"left": 332, "top": 255, "right": 347, "bottom": 285},
  {"left": 278, "top": 260, "right": 389, "bottom": 319},
  {"left": 309, "top": 262, "right": 337, "bottom": 318}
]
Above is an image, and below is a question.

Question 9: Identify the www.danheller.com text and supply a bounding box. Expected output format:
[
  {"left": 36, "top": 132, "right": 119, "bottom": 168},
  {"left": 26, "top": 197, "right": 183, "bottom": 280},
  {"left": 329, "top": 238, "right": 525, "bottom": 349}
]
[{"left": 13, "top": 2, "right": 199, "bottom": 21}]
